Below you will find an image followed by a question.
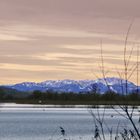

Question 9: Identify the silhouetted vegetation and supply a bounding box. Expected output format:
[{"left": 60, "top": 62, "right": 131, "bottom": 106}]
[{"left": 0, "top": 87, "right": 140, "bottom": 105}]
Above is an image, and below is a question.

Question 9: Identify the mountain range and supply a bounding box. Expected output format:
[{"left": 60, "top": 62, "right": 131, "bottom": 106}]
[{"left": 3, "top": 77, "right": 139, "bottom": 94}]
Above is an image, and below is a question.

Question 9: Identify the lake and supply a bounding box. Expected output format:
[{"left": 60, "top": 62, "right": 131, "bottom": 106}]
[{"left": 0, "top": 104, "right": 139, "bottom": 140}]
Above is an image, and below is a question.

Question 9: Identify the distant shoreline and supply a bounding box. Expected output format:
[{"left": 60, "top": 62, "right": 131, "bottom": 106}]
[
  {"left": 0, "top": 103, "right": 98, "bottom": 108},
  {"left": 0, "top": 103, "right": 139, "bottom": 109}
]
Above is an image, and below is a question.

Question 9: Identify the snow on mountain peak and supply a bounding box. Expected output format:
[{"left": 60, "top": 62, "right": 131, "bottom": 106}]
[{"left": 4, "top": 77, "right": 138, "bottom": 94}]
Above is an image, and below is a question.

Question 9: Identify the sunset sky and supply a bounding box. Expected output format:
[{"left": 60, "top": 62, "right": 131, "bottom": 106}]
[{"left": 0, "top": 0, "right": 140, "bottom": 84}]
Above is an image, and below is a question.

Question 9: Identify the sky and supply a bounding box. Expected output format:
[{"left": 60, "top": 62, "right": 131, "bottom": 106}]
[{"left": 0, "top": 0, "right": 140, "bottom": 84}]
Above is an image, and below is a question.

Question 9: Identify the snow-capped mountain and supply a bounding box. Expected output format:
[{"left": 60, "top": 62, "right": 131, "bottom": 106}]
[{"left": 4, "top": 77, "right": 139, "bottom": 94}]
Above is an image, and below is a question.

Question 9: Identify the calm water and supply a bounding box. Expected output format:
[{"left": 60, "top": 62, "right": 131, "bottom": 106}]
[{"left": 0, "top": 106, "right": 139, "bottom": 140}]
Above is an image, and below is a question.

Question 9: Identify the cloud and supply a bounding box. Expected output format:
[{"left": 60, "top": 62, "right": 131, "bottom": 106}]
[
  {"left": 0, "top": 0, "right": 139, "bottom": 84},
  {"left": 0, "top": 34, "right": 29, "bottom": 41}
]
